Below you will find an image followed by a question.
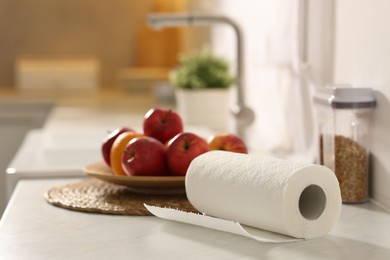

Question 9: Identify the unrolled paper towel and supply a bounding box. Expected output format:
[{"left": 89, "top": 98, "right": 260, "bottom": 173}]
[{"left": 146, "top": 151, "right": 341, "bottom": 242}]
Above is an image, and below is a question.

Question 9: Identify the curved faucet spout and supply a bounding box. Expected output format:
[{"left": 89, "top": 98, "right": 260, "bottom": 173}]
[{"left": 147, "top": 13, "right": 255, "bottom": 138}]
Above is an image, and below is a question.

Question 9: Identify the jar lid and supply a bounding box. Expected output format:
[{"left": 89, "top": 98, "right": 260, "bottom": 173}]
[{"left": 314, "top": 85, "right": 376, "bottom": 109}]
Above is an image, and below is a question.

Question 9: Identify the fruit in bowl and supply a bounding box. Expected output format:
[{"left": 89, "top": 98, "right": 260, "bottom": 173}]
[
  {"left": 101, "top": 127, "right": 133, "bottom": 166},
  {"left": 98, "top": 107, "right": 249, "bottom": 179},
  {"left": 110, "top": 131, "right": 143, "bottom": 176},
  {"left": 143, "top": 108, "right": 183, "bottom": 144},
  {"left": 208, "top": 133, "right": 248, "bottom": 154},
  {"left": 121, "top": 136, "right": 169, "bottom": 176},
  {"left": 166, "top": 132, "right": 209, "bottom": 176}
]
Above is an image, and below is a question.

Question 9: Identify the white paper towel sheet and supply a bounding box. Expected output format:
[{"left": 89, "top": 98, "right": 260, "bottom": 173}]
[{"left": 146, "top": 151, "right": 341, "bottom": 242}]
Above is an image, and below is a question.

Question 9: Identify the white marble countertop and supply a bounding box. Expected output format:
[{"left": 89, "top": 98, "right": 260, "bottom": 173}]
[{"left": 1, "top": 178, "right": 390, "bottom": 259}]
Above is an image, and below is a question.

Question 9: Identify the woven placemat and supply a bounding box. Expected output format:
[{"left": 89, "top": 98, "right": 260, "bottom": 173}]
[{"left": 44, "top": 178, "right": 198, "bottom": 215}]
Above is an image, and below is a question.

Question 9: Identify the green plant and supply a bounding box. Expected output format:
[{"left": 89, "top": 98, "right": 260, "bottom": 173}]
[{"left": 170, "top": 48, "right": 235, "bottom": 89}]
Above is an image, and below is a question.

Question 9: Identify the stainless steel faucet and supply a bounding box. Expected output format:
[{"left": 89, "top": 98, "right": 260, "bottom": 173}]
[{"left": 147, "top": 13, "right": 255, "bottom": 138}]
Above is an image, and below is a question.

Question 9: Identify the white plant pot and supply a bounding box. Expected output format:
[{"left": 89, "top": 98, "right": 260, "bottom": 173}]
[{"left": 175, "top": 88, "right": 232, "bottom": 131}]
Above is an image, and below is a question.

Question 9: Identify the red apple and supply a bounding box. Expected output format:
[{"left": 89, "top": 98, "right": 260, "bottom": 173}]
[
  {"left": 166, "top": 132, "right": 209, "bottom": 176},
  {"left": 121, "top": 136, "right": 168, "bottom": 176},
  {"left": 143, "top": 108, "right": 183, "bottom": 144},
  {"left": 208, "top": 133, "right": 248, "bottom": 154},
  {"left": 101, "top": 127, "right": 133, "bottom": 166}
]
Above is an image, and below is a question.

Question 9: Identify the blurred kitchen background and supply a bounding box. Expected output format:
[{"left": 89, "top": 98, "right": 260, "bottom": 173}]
[{"left": 1, "top": 0, "right": 390, "bottom": 217}]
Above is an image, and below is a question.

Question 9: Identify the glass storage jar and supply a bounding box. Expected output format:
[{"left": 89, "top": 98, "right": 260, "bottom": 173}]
[{"left": 314, "top": 86, "right": 376, "bottom": 203}]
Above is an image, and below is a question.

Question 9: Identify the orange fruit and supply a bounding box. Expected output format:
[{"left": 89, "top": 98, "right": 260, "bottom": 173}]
[{"left": 110, "top": 132, "right": 143, "bottom": 175}]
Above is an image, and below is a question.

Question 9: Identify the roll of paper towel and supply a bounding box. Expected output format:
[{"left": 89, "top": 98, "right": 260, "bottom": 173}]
[{"left": 146, "top": 151, "right": 341, "bottom": 242}]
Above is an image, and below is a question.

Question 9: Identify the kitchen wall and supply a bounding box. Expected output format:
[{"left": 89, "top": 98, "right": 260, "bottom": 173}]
[
  {"left": 0, "top": 0, "right": 207, "bottom": 87},
  {"left": 0, "top": 0, "right": 173, "bottom": 88},
  {"left": 333, "top": 0, "right": 390, "bottom": 209}
]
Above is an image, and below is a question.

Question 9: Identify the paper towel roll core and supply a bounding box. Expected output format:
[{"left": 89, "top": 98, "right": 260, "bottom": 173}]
[
  {"left": 299, "top": 184, "right": 326, "bottom": 220},
  {"left": 185, "top": 151, "right": 341, "bottom": 239}
]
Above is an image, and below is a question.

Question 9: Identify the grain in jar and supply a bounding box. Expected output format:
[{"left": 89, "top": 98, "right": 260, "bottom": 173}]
[{"left": 314, "top": 86, "right": 375, "bottom": 203}]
